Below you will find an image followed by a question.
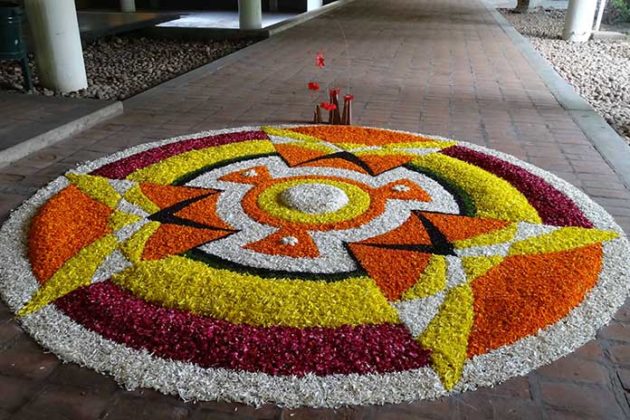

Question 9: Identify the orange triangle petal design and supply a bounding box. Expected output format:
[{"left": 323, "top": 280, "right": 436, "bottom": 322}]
[
  {"left": 140, "top": 183, "right": 217, "bottom": 209},
  {"left": 347, "top": 243, "right": 432, "bottom": 301},
  {"left": 288, "top": 126, "right": 434, "bottom": 146},
  {"left": 141, "top": 224, "right": 234, "bottom": 261},
  {"left": 355, "top": 154, "right": 415, "bottom": 175},
  {"left": 378, "top": 180, "right": 432, "bottom": 202},
  {"left": 245, "top": 228, "right": 319, "bottom": 258},
  {"left": 274, "top": 144, "right": 329, "bottom": 167},
  {"left": 419, "top": 212, "right": 510, "bottom": 243},
  {"left": 357, "top": 213, "right": 432, "bottom": 247},
  {"left": 467, "top": 244, "right": 603, "bottom": 357},
  {"left": 28, "top": 185, "right": 113, "bottom": 283},
  {"left": 302, "top": 157, "right": 369, "bottom": 174},
  {"left": 173, "top": 194, "right": 233, "bottom": 231}
]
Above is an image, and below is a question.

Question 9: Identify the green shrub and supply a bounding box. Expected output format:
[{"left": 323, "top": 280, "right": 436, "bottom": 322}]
[{"left": 606, "top": 0, "right": 630, "bottom": 24}]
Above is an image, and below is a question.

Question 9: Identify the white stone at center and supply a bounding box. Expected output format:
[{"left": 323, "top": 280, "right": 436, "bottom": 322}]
[{"left": 279, "top": 183, "right": 349, "bottom": 214}]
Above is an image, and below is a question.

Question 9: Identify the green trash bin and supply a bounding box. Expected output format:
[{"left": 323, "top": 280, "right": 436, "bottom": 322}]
[{"left": 0, "top": 1, "right": 33, "bottom": 91}]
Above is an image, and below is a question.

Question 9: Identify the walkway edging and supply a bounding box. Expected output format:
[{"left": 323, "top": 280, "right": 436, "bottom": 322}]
[
  {"left": 483, "top": 0, "right": 630, "bottom": 190},
  {"left": 0, "top": 101, "right": 123, "bottom": 168}
]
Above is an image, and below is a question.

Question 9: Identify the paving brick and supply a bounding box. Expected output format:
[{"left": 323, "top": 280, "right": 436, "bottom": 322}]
[
  {"left": 610, "top": 344, "right": 630, "bottom": 366},
  {"left": 381, "top": 397, "right": 454, "bottom": 419},
  {"left": 568, "top": 341, "right": 604, "bottom": 362},
  {"left": 0, "top": 304, "right": 10, "bottom": 322},
  {"left": 540, "top": 383, "right": 626, "bottom": 419},
  {"left": 368, "top": 406, "right": 449, "bottom": 420},
  {"left": 599, "top": 322, "right": 630, "bottom": 343},
  {"left": 46, "top": 363, "right": 119, "bottom": 398},
  {"left": 583, "top": 187, "right": 630, "bottom": 199},
  {"left": 0, "top": 193, "right": 27, "bottom": 222},
  {"left": 279, "top": 407, "right": 366, "bottom": 420},
  {"left": 571, "top": 161, "right": 617, "bottom": 175},
  {"left": 0, "top": 173, "right": 25, "bottom": 183},
  {"left": 194, "top": 401, "right": 280, "bottom": 419},
  {"left": 0, "top": 337, "right": 59, "bottom": 380},
  {"left": 617, "top": 368, "right": 630, "bottom": 391},
  {"left": 453, "top": 392, "right": 493, "bottom": 419},
  {"left": 468, "top": 376, "right": 531, "bottom": 400},
  {"left": 537, "top": 356, "right": 610, "bottom": 384},
  {"left": 0, "top": 321, "right": 24, "bottom": 348},
  {"left": 11, "top": 384, "right": 111, "bottom": 420},
  {"left": 101, "top": 395, "right": 190, "bottom": 420},
  {"left": 0, "top": 374, "right": 38, "bottom": 411},
  {"left": 490, "top": 399, "right": 542, "bottom": 419},
  {"left": 614, "top": 305, "right": 630, "bottom": 323},
  {"left": 541, "top": 409, "right": 604, "bottom": 420}
]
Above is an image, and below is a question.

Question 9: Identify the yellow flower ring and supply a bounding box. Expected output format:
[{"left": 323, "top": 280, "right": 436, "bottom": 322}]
[
  {"left": 254, "top": 178, "right": 372, "bottom": 226},
  {"left": 0, "top": 125, "right": 628, "bottom": 407}
]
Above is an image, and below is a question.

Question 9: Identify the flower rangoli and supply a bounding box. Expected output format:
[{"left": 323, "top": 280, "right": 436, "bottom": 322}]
[{"left": 1, "top": 125, "right": 628, "bottom": 407}]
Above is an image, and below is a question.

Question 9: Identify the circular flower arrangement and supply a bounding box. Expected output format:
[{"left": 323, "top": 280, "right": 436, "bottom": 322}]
[{"left": 1, "top": 125, "right": 629, "bottom": 407}]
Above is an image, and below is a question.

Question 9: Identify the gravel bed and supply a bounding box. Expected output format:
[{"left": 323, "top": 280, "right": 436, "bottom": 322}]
[
  {"left": 500, "top": 8, "right": 630, "bottom": 143},
  {"left": 0, "top": 35, "right": 255, "bottom": 101}
]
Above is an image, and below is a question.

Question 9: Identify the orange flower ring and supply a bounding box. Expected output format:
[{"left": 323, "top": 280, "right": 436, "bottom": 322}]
[{"left": 0, "top": 125, "right": 628, "bottom": 407}]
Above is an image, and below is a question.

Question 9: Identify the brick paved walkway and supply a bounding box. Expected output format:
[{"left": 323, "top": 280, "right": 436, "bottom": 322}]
[{"left": 2, "top": 0, "right": 630, "bottom": 418}]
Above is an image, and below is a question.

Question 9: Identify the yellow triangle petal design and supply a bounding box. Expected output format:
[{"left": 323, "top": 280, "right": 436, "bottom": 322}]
[
  {"left": 109, "top": 211, "right": 142, "bottom": 231},
  {"left": 419, "top": 284, "right": 474, "bottom": 390},
  {"left": 65, "top": 173, "right": 121, "bottom": 209},
  {"left": 18, "top": 235, "right": 118, "bottom": 316},
  {"left": 509, "top": 227, "right": 618, "bottom": 256},
  {"left": 123, "top": 184, "right": 160, "bottom": 214},
  {"left": 120, "top": 221, "right": 160, "bottom": 263},
  {"left": 461, "top": 256, "right": 504, "bottom": 282},
  {"left": 262, "top": 126, "right": 323, "bottom": 143},
  {"left": 275, "top": 141, "right": 337, "bottom": 154},
  {"left": 402, "top": 255, "right": 447, "bottom": 300},
  {"left": 454, "top": 224, "right": 518, "bottom": 249}
]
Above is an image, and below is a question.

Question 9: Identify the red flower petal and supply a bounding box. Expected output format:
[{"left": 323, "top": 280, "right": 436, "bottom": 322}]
[
  {"left": 315, "top": 52, "right": 325, "bottom": 68},
  {"left": 320, "top": 102, "right": 337, "bottom": 111}
]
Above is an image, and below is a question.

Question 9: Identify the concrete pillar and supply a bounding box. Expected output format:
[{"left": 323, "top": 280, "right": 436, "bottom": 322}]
[
  {"left": 593, "top": 0, "right": 607, "bottom": 32},
  {"left": 515, "top": 0, "right": 542, "bottom": 13},
  {"left": 307, "top": 0, "right": 323, "bottom": 12},
  {"left": 239, "top": 0, "right": 262, "bottom": 30},
  {"left": 563, "top": 0, "right": 598, "bottom": 42},
  {"left": 120, "top": 0, "right": 136, "bottom": 13},
  {"left": 23, "top": 0, "right": 88, "bottom": 92}
]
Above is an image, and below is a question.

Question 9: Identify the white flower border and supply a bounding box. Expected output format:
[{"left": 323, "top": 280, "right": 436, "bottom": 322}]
[{"left": 0, "top": 125, "right": 629, "bottom": 408}]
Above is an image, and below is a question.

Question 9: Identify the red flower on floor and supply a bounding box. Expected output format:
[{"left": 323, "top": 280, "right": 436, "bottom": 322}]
[
  {"left": 315, "top": 52, "right": 325, "bottom": 68},
  {"left": 320, "top": 102, "right": 337, "bottom": 111},
  {"left": 308, "top": 82, "right": 320, "bottom": 91}
]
